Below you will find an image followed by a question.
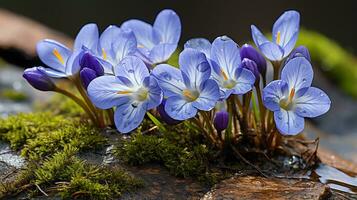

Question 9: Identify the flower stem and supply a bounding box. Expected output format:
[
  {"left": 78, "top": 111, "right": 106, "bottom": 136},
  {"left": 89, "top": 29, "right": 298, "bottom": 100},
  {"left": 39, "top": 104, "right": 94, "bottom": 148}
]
[{"left": 255, "top": 84, "right": 266, "bottom": 133}]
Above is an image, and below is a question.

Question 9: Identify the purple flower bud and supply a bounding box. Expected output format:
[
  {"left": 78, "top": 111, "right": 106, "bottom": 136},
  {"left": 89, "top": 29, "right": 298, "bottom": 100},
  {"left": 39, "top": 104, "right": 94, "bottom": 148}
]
[
  {"left": 23, "top": 67, "right": 56, "bottom": 91},
  {"left": 240, "top": 44, "right": 266, "bottom": 75},
  {"left": 241, "top": 58, "right": 260, "bottom": 82},
  {"left": 287, "top": 46, "right": 311, "bottom": 62},
  {"left": 80, "top": 67, "right": 97, "bottom": 89},
  {"left": 213, "top": 111, "right": 229, "bottom": 132},
  {"left": 79, "top": 52, "right": 104, "bottom": 76},
  {"left": 157, "top": 99, "right": 180, "bottom": 125}
]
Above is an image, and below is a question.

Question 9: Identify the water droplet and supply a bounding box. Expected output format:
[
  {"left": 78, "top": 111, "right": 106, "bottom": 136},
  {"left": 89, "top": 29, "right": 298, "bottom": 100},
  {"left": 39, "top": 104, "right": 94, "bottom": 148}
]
[
  {"left": 302, "top": 78, "right": 307, "bottom": 82},
  {"left": 128, "top": 69, "right": 134, "bottom": 73},
  {"left": 162, "top": 72, "right": 172, "bottom": 81},
  {"left": 220, "top": 35, "right": 230, "bottom": 41}
]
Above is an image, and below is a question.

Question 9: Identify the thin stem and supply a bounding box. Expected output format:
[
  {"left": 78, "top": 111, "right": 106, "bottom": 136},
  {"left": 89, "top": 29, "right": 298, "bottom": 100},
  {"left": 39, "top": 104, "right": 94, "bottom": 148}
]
[
  {"left": 106, "top": 109, "right": 115, "bottom": 126},
  {"left": 55, "top": 87, "right": 97, "bottom": 124},
  {"left": 255, "top": 84, "right": 266, "bottom": 133}
]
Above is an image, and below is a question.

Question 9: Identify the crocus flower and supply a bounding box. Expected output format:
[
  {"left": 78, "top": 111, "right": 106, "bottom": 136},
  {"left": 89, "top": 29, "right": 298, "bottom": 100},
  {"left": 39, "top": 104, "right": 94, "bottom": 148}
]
[
  {"left": 36, "top": 23, "right": 99, "bottom": 78},
  {"left": 80, "top": 68, "right": 97, "bottom": 89},
  {"left": 240, "top": 58, "right": 260, "bottom": 83},
  {"left": 213, "top": 110, "right": 229, "bottom": 132},
  {"left": 23, "top": 67, "right": 56, "bottom": 91},
  {"left": 79, "top": 52, "right": 104, "bottom": 76},
  {"left": 240, "top": 44, "right": 267, "bottom": 76},
  {"left": 98, "top": 28, "right": 138, "bottom": 74},
  {"left": 251, "top": 10, "right": 300, "bottom": 61},
  {"left": 87, "top": 56, "right": 163, "bottom": 133},
  {"left": 286, "top": 45, "right": 311, "bottom": 63},
  {"left": 262, "top": 57, "right": 331, "bottom": 135},
  {"left": 121, "top": 9, "right": 181, "bottom": 65},
  {"left": 152, "top": 49, "right": 220, "bottom": 120},
  {"left": 186, "top": 36, "right": 255, "bottom": 99}
]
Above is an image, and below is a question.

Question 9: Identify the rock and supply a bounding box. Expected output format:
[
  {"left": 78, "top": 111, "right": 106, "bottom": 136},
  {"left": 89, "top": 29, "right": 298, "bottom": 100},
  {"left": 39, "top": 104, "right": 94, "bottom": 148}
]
[{"left": 201, "top": 176, "right": 331, "bottom": 200}]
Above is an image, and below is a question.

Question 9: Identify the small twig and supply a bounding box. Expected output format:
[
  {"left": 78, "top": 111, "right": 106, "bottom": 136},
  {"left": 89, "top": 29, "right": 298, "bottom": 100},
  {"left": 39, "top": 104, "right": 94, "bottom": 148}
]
[
  {"left": 230, "top": 144, "right": 268, "bottom": 178},
  {"left": 141, "top": 126, "right": 158, "bottom": 135},
  {"left": 35, "top": 183, "right": 48, "bottom": 197}
]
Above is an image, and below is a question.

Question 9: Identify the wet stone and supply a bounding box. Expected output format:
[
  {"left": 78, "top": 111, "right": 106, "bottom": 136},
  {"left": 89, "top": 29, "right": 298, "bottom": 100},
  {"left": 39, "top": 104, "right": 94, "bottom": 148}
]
[{"left": 201, "top": 176, "right": 331, "bottom": 200}]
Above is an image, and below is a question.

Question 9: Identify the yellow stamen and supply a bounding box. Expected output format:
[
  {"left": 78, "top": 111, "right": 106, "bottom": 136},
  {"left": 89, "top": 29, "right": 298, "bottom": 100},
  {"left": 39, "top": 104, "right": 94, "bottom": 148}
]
[
  {"left": 52, "top": 49, "right": 65, "bottom": 65},
  {"left": 137, "top": 44, "right": 145, "bottom": 48},
  {"left": 117, "top": 90, "right": 132, "bottom": 95},
  {"left": 276, "top": 31, "right": 281, "bottom": 44},
  {"left": 220, "top": 69, "right": 229, "bottom": 81},
  {"left": 102, "top": 48, "right": 107, "bottom": 60},
  {"left": 288, "top": 88, "right": 295, "bottom": 102},
  {"left": 182, "top": 89, "right": 199, "bottom": 102}
]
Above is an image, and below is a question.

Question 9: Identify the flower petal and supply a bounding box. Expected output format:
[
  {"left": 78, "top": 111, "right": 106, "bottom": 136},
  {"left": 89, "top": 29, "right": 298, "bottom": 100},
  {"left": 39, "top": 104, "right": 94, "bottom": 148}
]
[
  {"left": 37, "top": 67, "right": 67, "bottom": 78},
  {"left": 282, "top": 31, "right": 298, "bottom": 58},
  {"left": 144, "top": 76, "right": 163, "bottom": 110},
  {"left": 281, "top": 57, "right": 313, "bottom": 91},
  {"left": 262, "top": 80, "right": 289, "bottom": 111},
  {"left": 112, "top": 30, "right": 137, "bottom": 64},
  {"left": 184, "top": 38, "right": 212, "bottom": 59},
  {"left": 165, "top": 95, "right": 197, "bottom": 120},
  {"left": 36, "top": 39, "right": 71, "bottom": 72},
  {"left": 65, "top": 50, "right": 82, "bottom": 75},
  {"left": 114, "top": 102, "right": 146, "bottom": 133},
  {"left": 87, "top": 75, "right": 133, "bottom": 109},
  {"left": 251, "top": 25, "right": 269, "bottom": 46},
  {"left": 272, "top": 10, "right": 300, "bottom": 49},
  {"left": 121, "top": 20, "right": 159, "bottom": 50},
  {"left": 114, "top": 56, "right": 149, "bottom": 86},
  {"left": 152, "top": 64, "right": 185, "bottom": 97},
  {"left": 179, "top": 49, "right": 211, "bottom": 89},
  {"left": 153, "top": 9, "right": 181, "bottom": 44},
  {"left": 232, "top": 68, "right": 255, "bottom": 95},
  {"left": 74, "top": 23, "right": 99, "bottom": 52},
  {"left": 259, "top": 42, "right": 284, "bottom": 61},
  {"left": 294, "top": 87, "right": 331, "bottom": 118},
  {"left": 99, "top": 25, "right": 121, "bottom": 59},
  {"left": 210, "top": 36, "right": 240, "bottom": 79},
  {"left": 192, "top": 79, "right": 220, "bottom": 111},
  {"left": 274, "top": 109, "right": 304, "bottom": 135},
  {"left": 148, "top": 43, "right": 177, "bottom": 64}
]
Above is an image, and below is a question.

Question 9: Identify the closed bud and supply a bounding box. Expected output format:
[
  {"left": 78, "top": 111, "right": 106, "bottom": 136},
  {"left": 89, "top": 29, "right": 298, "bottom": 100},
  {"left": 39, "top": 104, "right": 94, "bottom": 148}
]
[
  {"left": 240, "top": 44, "right": 266, "bottom": 75},
  {"left": 287, "top": 46, "right": 311, "bottom": 63},
  {"left": 23, "top": 67, "right": 56, "bottom": 91},
  {"left": 157, "top": 99, "right": 180, "bottom": 125},
  {"left": 241, "top": 58, "right": 260, "bottom": 83},
  {"left": 80, "top": 67, "right": 97, "bottom": 89},
  {"left": 213, "top": 111, "right": 229, "bottom": 132},
  {"left": 79, "top": 52, "right": 104, "bottom": 76}
]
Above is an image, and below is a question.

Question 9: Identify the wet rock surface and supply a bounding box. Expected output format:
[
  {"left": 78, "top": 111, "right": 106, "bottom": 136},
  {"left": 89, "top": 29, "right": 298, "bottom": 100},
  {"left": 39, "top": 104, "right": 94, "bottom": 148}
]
[{"left": 201, "top": 176, "right": 331, "bottom": 200}]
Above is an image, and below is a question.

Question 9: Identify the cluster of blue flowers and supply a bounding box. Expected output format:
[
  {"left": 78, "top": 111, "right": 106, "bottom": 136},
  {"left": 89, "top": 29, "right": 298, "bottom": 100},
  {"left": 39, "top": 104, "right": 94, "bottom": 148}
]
[{"left": 23, "top": 9, "right": 331, "bottom": 139}]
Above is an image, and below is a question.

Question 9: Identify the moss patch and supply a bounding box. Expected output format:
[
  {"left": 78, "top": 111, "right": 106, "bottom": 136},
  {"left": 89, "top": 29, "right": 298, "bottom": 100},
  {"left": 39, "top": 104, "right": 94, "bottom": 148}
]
[{"left": 1, "top": 89, "right": 29, "bottom": 102}]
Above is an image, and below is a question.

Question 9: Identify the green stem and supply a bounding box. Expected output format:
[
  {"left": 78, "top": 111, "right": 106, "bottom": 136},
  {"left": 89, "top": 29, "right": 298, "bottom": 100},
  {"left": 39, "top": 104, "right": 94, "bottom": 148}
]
[{"left": 255, "top": 84, "right": 266, "bottom": 133}]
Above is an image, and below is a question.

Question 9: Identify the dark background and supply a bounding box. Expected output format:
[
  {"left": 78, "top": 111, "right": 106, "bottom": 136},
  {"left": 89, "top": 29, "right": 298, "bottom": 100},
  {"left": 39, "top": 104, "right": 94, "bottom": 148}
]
[{"left": 1, "top": 0, "right": 356, "bottom": 52}]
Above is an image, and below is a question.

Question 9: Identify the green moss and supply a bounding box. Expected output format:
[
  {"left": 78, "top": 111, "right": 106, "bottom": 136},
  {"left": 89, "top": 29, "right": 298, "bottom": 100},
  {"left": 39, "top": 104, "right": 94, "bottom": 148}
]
[
  {"left": 1, "top": 89, "right": 29, "bottom": 102},
  {"left": 38, "top": 93, "right": 84, "bottom": 117},
  {"left": 298, "top": 29, "right": 357, "bottom": 97}
]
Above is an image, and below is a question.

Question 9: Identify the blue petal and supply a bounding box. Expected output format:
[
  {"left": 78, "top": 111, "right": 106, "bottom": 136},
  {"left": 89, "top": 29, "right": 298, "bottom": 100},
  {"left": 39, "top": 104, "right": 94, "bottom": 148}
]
[
  {"left": 179, "top": 49, "right": 211, "bottom": 89},
  {"left": 114, "top": 102, "right": 146, "bottom": 133},
  {"left": 192, "top": 79, "right": 220, "bottom": 111},
  {"left": 74, "top": 23, "right": 99, "bottom": 52},
  {"left": 165, "top": 95, "right": 197, "bottom": 120},
  {"left": 36, "top": 39, "right": 71, "bottom": 72},
  {"left": 149, "top": 43, "right": 177, "bottom": 64},
  {"left": 99, "top": 25, "right": 121, "bottom": 59},
  {"left": 37, "top": 67, "right": 67, "bottom": 78},
  {"left": 65, "top": 50, "right": 82, "bottom": 75},
  {"left": 294, "top": 87, "right": 331, "bottom": 118},
  {"left": 232, "top": 68, "right": 255, "bottom": 95},
  {"left": 251, "top": 25, "right": 269, "bottom": 46},
  {"left": 114, "top": 56, "right": 149, "bottom": 86},
  {"left": 282, "top": 32, "right": 298, "bottom": 58},
  {"left": 210, "top": 36, "right": 240, "bottom": 79},
  {"left": 259, "top": 42, "right": 284, "bottom": 61},
  {"left": 112, "top": 30, "right": 137, "bottom": 63},
  {"left": 274, "top": 109, "right": 304, "bottom": 135},
  {"left": 87, "top": 75, "right": 132, "bottom": 109},
  {"left": 145, "top": 76, "right": 163, "bottom": 110},
  {"left": 184, "top": 38, "right": 212, "bottom": 59},
  {"left": 152, "top": 64, "right": 185, "bottom": 97},
  {"left": 153, "top": 9, "right": 181, "bottom": 44},
  {"left": 281, "top": 57, "right": 313, "bottom": 91},
  {"left": 262, "top": 80, "right": 289, "bottom": 111},
  {"left": 121, "top": 20, "right": 160, "bottom": 50},
  {"left": 272, "top": 10, "right": 300, "bottom": 49}
]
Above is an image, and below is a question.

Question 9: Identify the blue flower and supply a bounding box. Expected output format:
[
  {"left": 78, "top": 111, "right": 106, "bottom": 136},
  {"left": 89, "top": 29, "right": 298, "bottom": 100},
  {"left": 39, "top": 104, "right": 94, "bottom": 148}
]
[
  {"left": 251, "top": 10, "right": 300, "bottom": 61},
  {"left": 23, "top": 67, "right": 56, "bottom": 91},
  {"left": 87, "top": 56, "right": 162, "bottom": 133},
  {"left": 98, "top": 27, "right": 138, "bottom": 74},
  {"left": 262, "top": 57, "right": 331, "bottom": 135},
  {"left": 36, "top": 23, "right": 99, "bottom": 78},
  {"left": 121, "top": 9, "right": 181, "bottom": 65},
  {"left": 185, "top": 36, "right": 255, "bottom": 99},
  {"left": 152, "top": 49, "right": 220, "bottom": 120}
]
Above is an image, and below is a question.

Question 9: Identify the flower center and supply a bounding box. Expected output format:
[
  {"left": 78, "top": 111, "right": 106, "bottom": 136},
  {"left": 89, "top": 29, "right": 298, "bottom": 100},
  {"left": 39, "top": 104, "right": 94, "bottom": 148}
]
[
  {"left": 182, "top": 89, "right": 199, "bottom": 102},
  {"left": 222, "top": 79, "right": 237, "bottom": 89},
  {"left": 134, "top": 87, "right": 149, "bottom": 101},
  {"left": 279, "top": 88, "right": 295, "bottom": 110}
]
